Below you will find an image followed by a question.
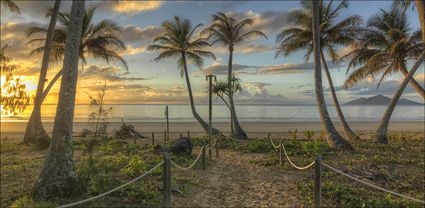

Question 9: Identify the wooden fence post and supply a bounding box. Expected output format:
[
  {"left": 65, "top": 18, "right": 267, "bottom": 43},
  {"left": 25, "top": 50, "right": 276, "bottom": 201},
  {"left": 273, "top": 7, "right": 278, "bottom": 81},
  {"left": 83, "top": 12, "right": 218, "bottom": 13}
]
[
  {"left": 187, "top": 131, "right": 190, "bottom": 139},
  {"left": 152, "top": 132, "right": 155, "bottom": 146},
  {"left": 314, "top": 154, "right": 322, "bottom": 208},
  {"left": 164, "top": 130, "right": 167, "bottom": 145},
  {"left": 180, "top": 132, "right": 183, "bottom": 138},
  {"left": 162, "top": 151, "right": 171, "bottom": 208},
  {"left": 216, "top": 133, "right": 221, "bottom": 158},
  {"left": 279, "top": 140, "right": 283, "bottom": 166},
  {"left": 201, "top": 146, "right": 206, "bottom": 169}
]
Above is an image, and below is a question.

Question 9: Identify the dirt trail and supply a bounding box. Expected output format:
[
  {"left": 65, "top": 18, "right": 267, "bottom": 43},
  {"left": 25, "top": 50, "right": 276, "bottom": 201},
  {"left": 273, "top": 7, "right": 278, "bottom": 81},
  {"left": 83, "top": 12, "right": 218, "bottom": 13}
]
[{"left": 174, "top": 149, "right": 299, "bottom": 207}]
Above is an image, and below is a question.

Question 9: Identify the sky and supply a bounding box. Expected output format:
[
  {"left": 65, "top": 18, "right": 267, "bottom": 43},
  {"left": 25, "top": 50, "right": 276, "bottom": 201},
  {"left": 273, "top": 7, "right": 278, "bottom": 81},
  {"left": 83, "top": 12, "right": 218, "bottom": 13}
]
[{"left": 1, "top": 0, "right": 424, "bottom": 105}]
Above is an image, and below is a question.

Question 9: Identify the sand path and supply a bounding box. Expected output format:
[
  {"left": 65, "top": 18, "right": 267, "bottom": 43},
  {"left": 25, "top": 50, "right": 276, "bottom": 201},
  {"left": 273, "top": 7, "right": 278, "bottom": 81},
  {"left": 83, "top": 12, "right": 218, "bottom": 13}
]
[{"left": 173, "top": 149, "right": 299, "bottom": 207}]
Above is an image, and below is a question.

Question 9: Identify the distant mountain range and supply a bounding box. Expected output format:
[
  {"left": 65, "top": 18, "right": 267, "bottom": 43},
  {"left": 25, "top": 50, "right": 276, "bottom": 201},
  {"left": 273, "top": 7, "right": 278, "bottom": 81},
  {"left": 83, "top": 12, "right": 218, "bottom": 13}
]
[{"left": 344, "top": 95, "right": 423, "bottom": 105}]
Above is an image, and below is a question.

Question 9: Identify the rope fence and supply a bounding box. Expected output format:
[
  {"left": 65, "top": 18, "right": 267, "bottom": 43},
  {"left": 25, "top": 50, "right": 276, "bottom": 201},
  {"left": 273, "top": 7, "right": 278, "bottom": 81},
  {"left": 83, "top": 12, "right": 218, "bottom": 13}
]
[
  {"left": 321, "top": 162, "right": 425, "bottom": 205},
  {"left": 58, "top": 161, "right": 164, "bottom": 208},
  {"left": 171, "top": 146, "right": 205, "bottom": 171}
]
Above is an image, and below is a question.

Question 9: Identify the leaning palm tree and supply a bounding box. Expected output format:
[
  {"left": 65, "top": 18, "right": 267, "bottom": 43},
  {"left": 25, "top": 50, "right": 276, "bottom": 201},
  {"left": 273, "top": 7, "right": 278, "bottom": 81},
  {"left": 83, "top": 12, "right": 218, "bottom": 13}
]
[
  {"left": 24, "top": 6, "right": 128, "bottom": 145},
  {"left": 343, "top": 7, "right": 425, "bottom": 143},
  {"left": 23, "top": 0, "right": 61, "bottom": 148},
  {"left": 148, "top": 16, "right": 219, "bottom": 134},
  {"left": 343, "top": 7, "right": 425, "bottom": 99},
  {"left": 311, "top": 0, "right": 353, "bottom": 150},
  {"left": 202, "top": 12, "right": 267, "bottom": 140},
  {"left": 32, "top": 0, "right": 85, "bottom": 199},
  {"left": 276, "top": 0, "right": 362, "bottom": 140},
  {"left": 1, "top": 0, "right": 20, "bottom": 13}
]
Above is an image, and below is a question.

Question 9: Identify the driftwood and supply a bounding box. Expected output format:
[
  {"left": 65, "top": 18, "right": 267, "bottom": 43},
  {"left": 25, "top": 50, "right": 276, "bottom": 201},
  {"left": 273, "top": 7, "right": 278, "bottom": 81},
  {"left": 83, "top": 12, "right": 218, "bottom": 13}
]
[{"left": 114, "top": 120, "right": 145, "bottom": 142}]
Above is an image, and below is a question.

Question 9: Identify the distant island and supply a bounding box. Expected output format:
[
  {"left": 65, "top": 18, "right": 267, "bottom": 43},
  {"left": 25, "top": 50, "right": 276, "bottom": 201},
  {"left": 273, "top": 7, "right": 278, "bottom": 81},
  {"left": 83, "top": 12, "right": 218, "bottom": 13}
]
[{"left": 344, "top": 95, "right": 423, "bottom": 105}]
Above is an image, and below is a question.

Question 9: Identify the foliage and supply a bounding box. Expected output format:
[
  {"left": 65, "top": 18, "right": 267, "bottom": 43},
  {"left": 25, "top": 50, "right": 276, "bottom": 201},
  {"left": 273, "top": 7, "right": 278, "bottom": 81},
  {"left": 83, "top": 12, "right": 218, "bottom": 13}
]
[
  {"left": 303, "top": 130, "right": 315, "bottom": 140},
  {"left": 275, "top": 0, "right": 361, "bottom": 63},
  {"left": 27, "top": 6, "right": 128, "bottom": 69},
  {"left": 121, "top": 156, "right": 148, "bottom": 177},
  {"left": 1, "top": 0, "right": 20, "bottom": 14},
  {"left": 289, "top": 129, "right": 298, "bottom": 140},
  {"left": 9, "top": 196, "right": 54, "bottom": 208},
  {"left": 88, "top": 83, "right": 112, "bottom": 138},
  {"left": 148, "top": 16, "right": 215, "bottom": 76},
  {"left": 0, "top": 44, "right": 31, "bottom": 115},
  {"left": 113, "top": 121, "right": 144, "bottom": 142},
  {"left": 343, "top": 6, "right": 424, "bottom": 88},
  {"left": 212, "top": 77, "right": 242, "bottom": 109}
]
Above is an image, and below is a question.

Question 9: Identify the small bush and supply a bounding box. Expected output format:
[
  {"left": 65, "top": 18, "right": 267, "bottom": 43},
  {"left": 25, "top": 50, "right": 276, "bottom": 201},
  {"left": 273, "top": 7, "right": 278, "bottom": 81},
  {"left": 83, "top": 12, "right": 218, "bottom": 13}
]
[{"left": 10, "top": 196, "right": 54, "bottom": 208}]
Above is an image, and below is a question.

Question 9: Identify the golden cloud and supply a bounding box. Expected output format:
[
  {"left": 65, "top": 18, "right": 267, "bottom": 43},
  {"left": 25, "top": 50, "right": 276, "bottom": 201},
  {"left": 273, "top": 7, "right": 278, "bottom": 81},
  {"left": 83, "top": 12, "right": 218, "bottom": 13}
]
[{"left": 113, "top": 1, "right": 163, "bottom": 14}]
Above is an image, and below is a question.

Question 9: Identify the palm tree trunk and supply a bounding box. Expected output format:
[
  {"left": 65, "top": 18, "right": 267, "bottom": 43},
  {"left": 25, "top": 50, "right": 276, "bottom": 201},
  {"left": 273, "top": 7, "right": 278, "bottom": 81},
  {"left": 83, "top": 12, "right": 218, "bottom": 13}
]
[
  {"left": 399, "top": 64, "right": 425, "bottom": 99},
  {"left": 23, "top": 0, "right": 61, "bottom": 148},
  {"left": 312, "top": 0, "right": 352, "bottom": 150},
  {"left": 320, "top": 50, "right": 360, "bottom": 140},
  {"left": 41, "top": 69, "right": 63, "bottom": 101},
  {"left": 228, "top": 47, "right": 248, "bottom": 139},
  {"left": 374, "top": 51, "right": 425, "bottom": 144},
  {"left": 32, "top": 0, "right": 85, "bottom": 200},
  {"left": 416, "top": 0, "right": 425, "bottom": 41},
  {"left": 181, "top": 52, "right": 220, "bottom": 135}
]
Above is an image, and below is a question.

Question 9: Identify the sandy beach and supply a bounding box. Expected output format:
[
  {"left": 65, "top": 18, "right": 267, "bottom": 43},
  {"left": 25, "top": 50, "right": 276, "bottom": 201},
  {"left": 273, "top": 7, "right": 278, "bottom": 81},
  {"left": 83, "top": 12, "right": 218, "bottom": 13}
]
[{"left": 2, "top": 121, "right": 424, "bottom": 139}]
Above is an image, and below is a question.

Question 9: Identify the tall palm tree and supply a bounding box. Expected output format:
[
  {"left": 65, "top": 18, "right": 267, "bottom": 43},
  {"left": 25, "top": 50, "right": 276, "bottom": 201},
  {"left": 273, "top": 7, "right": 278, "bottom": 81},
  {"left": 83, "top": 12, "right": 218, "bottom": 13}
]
[
  {"left": 23, "top": 0, "right": 61, "bottom": 148},
  {"left": 276, "top": 0, "right": 362, "bottom": 140},
  {"left": 202, "top": 12, "right": 267, "bottom": 140},
  {"left": 311, "top": 0, "right": 353, "bottom": 150},
  {"left": 32, "top": 0, "right": 85, "bottom": 199},
  {"left": 24, "top": 6, "right": 128, "bottom": 145},
  {"left": 343, "top": 7, "right": 425, "bottom": 98},
  {"left": 148, "top": 16, "right": 219, "bottom": 135},
  {"left": 1, "top": 0, "right": 20, "bottom": 13}
]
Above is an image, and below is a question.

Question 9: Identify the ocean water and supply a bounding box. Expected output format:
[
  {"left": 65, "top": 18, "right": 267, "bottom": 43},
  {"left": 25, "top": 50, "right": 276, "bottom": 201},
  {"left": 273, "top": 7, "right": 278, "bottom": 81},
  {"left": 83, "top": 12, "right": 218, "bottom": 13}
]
[{"left": 1, "top": 104, "right": 424, "bottom": 122}]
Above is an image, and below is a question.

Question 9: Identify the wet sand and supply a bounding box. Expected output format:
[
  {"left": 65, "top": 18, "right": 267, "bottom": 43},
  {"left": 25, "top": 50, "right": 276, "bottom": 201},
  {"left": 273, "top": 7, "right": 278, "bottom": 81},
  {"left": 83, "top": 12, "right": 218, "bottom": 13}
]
[{"left": 2, "top": 121, "right": 424, "bottom": 139}]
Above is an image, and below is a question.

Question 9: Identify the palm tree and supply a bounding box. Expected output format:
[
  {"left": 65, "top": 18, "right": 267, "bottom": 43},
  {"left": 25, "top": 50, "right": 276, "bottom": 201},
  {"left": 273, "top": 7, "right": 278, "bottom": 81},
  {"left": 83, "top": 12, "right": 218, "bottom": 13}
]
[
  {"left": 202, "top": 12, "right": 267, "bottom": 140},
  {"left": 32, "top": 0, "right": 85, "bottom": 199},
  {"left": 23, "top": 0, "right": 61, "bottom": 148},
  {"left": 393, "top": 0, "right": 425, "bottom": 41},
  {"left": 311, "top": 0, "right": 353, "bottom": 150},
  {"left": 1, "top": 0, "right": 20, "bottom": 13},
  {"left": 275, "top": 0, "right": 362, "bottom": 140},
  {"left": 343, "top": 7, "right": 425, "bottom": 99},
  {"left": 148, "top": 16, "right": 219, "bottom": 135},
  {"left": 212, "top": 76, "right": 242, "bottom": 134},
  {"left": 24, "top": 6, "right": 128, "bottom": 146},
  {"left": 344, "top": 7, "right": 425, "bottom": 143}
]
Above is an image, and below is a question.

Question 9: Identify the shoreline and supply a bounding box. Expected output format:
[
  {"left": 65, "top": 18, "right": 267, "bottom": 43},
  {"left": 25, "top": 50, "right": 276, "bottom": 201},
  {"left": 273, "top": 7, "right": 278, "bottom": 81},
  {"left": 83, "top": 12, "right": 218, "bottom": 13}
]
[{"left": 2, "top": 121, "right": 424, "bottom": 138}]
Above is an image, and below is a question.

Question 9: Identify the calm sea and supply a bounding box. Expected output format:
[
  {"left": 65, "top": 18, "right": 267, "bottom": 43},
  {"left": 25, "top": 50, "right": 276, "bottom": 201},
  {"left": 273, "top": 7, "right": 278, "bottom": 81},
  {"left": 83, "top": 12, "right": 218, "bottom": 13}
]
[{"left": 1, "top": 104, "right": 424, "bottom": 122}]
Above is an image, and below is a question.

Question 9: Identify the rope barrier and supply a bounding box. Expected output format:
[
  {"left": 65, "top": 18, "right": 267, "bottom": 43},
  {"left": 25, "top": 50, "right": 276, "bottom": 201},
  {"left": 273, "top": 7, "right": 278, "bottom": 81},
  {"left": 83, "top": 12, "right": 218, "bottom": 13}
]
[
  {"left": 281, "top": 142, "right": 315, "bottom": 170},
  {"left": 322, "top": 162, "right": 425, "bottom": 204},
  {"left": 58, "top": 161, "right": 164, "bottom": 208},
  {"left": 171, "top": 146, "right": 205, "bottom": 171},
  {"left": 226, "top": 136, "right": 264, "bottom": 143},
  {"left": 269, "top": 137, "right": 281, "bottom": 149},
  {"left": 206, "top": 138, "right": 218, "bottom": 150}
]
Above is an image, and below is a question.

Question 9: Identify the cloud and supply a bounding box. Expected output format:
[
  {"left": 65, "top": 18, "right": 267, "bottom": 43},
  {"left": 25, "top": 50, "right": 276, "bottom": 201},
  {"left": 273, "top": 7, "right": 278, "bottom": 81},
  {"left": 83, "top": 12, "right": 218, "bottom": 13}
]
[
  {"left": 197, "top": 61, "right": 343, "bottom": 76},
  {"left": 121, "top": 45, "right": 147, "bottom": 56},
  {"left": 121, "top": 25, "right": 162, "bottom": 43},
  {"left": 226, "top": 10, "right": 290, "bottom": 35},
  {"left": 212, "top": 43, "right": 273, "bottom": 55},
  {"left": 80, "top": 65, "right": 147, "bottom": 82},
  {"left": 236, "top": 82, "right": 288, "bottom": 104},
  {"left": 110, "top": 1, "right": 163, "bottom": 14}
]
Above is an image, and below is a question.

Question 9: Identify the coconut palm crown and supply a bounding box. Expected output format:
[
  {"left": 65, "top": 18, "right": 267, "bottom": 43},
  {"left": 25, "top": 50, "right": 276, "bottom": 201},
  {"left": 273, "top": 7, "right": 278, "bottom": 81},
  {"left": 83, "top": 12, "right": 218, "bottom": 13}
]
[
  {"left": 27, "top": 6, "right": 128, "bottom": 70},
  {"left": 343, "top": 6, "right": 425, "bottom": 94}
]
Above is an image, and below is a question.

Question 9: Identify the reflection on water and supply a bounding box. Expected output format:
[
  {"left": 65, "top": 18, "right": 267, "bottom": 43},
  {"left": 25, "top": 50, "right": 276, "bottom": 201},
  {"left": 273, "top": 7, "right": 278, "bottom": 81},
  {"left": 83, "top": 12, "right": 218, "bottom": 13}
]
[{"left": 1, "top": 104, "right": 424, "bottom": 122}]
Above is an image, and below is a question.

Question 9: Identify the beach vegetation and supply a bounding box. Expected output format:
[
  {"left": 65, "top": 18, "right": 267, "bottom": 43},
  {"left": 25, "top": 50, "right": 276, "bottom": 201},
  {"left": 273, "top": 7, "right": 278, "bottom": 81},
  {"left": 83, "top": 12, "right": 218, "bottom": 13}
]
[{"left": 202, "top": 12, "right": 267, "bottom": 140}]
